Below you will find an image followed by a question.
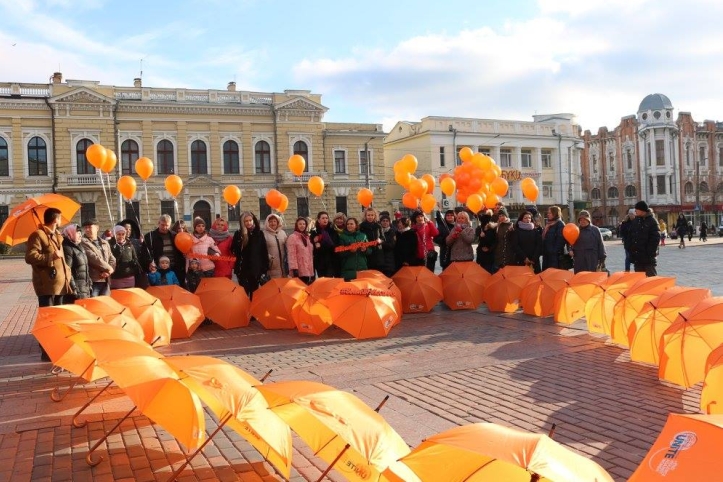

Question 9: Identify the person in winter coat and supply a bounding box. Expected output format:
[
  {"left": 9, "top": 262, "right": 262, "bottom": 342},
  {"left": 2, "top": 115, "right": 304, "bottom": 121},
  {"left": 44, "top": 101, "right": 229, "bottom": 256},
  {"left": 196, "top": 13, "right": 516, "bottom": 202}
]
[
  {"left": 394, "top": 217, "right": 418, "bottom": 273},
  {"left": 62, "top": 224, "right": 91, "bottom": 301},
  {"left": 188, "top": 217, "right": 220, "bottom": 277},
  {"left": 209, "top": 217, "right": 234, "bottom": 279},
  {"left": 541, "top": 205, "right": 566, "bottom": 270},
  {"left": 232, "top": 212, "right": 269, "bottom": 298},
  {"left": 331, "top": 212, "right": 347, "bottom": 277},
  {"left": 109, "top": 225, "right": 141, "bottom": 289},
  {"left": 143, "top": 214, "right": 185, "bottom": 288},
  {"left": 619, "top": 209, "right": 636, "bottom": 270},
  {"left": 338, "top": 217, "right": 372, "bottom": 281},
  {"left": 80, "top": 218, "right": 116, "bottom": 297},
  {"left": 475, "top": 210, "right": 497, "bottom": 274},
  {"left": 359, "top": 208, "right": 384, "bottom": 272},
  {"left": 378, "top": 214, "right": 397, "bottom": 277},
  {"left": 570, "top": 210, "right": 606, "bottom": 273},
  {"left": 411, "top": 210, "right": 439, "bottom": 271},
  {"left": 446, "top": 211, "right": 475, "bottom": 264},
  {"left": 434, "top": 209, "right": 456, "bottom": 270},
  {"left": 310, "top": 211, "right": 336, "bottom": 278},
  {"left": 147, "top": 256, "right": 180, "bottom": 286},
  {"left": 700, "top": 221, "right": 708, "bottom": 242},
  {"left": 674, "top": 213, "right": 688, "bottom": 249},
  {"left": 509, "top": 211, "right": 543, "bottom": 273},
  {"left": 624, "top": 201, "right": 660, "bottom": 276},
  {"left": 492, "top": 208, "right": 514, "bottom": 271},
  {"left": 262, "top": 213, "right": 288, "bottom": 279},
  {"left": 118, "top": 218, "right": 147, "bottom": 288},
  {"left": 286, "top": 217, "right": 315, "bottom": 285}
]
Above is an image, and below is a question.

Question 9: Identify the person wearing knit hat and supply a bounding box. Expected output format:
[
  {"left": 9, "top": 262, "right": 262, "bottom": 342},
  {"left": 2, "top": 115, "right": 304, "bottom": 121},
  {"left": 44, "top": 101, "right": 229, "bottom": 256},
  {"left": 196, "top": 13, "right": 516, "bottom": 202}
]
[
  {"left": 193, "top": 217, "right": 206, "bottom": 229},
  {"left": 624, "top": 200, "right": 660, "bottom": 276},
  {"left": 109, "top": 222, "right": 139, "bottom": 290},
  {"left": 569, "top": 209, "right": 606, "bottom": 273},
  {"left": 634, "top": 201, "right": 649, "bottom": 213},
  {"left": 188, "top": 216, "right": 220, "bottom": 277},
  {"left": 577, "top": 210, "right": 591, "bottom": 221}
]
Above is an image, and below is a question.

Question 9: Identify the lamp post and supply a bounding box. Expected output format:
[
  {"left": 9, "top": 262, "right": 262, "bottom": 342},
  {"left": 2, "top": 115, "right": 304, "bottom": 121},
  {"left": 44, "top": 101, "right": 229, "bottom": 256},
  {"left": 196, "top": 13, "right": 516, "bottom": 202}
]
[
  {"left": 364, "top": 141, "right": 370, "bottom": 189},
  {"left": 449, "top": 125, "right": 458, "bottom": 165},
  {"left": 552, "top": 130, "right": 573, "bottom": 221}
]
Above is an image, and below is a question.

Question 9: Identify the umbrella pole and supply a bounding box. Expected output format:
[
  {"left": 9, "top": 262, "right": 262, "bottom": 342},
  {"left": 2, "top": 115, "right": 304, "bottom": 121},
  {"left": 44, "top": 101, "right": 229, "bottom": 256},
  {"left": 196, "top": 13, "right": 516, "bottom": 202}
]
[
  {"left": 50, "top": 360, "right": 96, "bottom": 401},
  {"left": 86, "top": 405, "right": 136, "bottom": 467},
  {"left": 73, "top": 380, "right": 115, "bottom": 428},
  {"left": 548, "top": 423, "right": 557, "bottom": 438},
  {"left": 166, "top": 413, "right": 233, "bottom": 482}
]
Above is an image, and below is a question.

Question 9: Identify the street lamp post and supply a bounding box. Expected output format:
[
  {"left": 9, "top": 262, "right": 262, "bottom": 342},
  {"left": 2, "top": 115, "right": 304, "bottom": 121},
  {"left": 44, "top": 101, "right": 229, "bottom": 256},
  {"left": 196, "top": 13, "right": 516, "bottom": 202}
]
[{"left": 552, "top": 130, "right": 574, "bottom": 222}]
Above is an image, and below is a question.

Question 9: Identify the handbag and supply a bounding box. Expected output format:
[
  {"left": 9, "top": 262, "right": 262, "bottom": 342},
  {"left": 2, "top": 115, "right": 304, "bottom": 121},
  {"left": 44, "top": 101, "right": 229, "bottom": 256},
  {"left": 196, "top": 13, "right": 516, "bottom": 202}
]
[{"left": 559, "top": 252, "right": 574, "bottom": 270}]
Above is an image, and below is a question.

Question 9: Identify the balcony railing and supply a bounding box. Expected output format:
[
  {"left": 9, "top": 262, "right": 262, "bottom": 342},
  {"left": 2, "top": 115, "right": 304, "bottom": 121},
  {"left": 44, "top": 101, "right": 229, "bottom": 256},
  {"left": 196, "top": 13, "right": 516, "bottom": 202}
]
[
  {"left": 62, "top": 174, "right": 116, "bottom": 186},
  {"left": 282, "top": 171, "right": 328, "bottom": 183}
]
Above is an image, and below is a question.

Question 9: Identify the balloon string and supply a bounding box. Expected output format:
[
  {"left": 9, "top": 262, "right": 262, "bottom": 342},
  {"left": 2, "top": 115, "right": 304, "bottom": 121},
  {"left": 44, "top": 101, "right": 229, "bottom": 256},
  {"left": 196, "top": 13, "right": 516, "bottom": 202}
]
[
  {"left": 173, "top": 198, "right": 179, "bottom": 224},
  {"left": 143, "top": 182, "right": 150, "bottom": 228},
  {"left": 106, "top": 172, "right": 115, "bottom": 221},
  {"left": 98, "top": 170, "right": 114, "bottom": 226}
]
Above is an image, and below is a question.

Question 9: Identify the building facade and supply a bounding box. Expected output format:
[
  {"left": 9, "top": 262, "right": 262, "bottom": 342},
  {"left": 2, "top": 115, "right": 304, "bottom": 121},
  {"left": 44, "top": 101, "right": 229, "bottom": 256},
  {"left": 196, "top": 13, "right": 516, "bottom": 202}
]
[
  {"left": 384, "top": 115, "right": 584, "bottom": 220},
  {"left": 582, "top": 93, "right": 723, "bottom": 231},
  {"left": 0, "top": 73, "right": 386, "bottom": 234}
]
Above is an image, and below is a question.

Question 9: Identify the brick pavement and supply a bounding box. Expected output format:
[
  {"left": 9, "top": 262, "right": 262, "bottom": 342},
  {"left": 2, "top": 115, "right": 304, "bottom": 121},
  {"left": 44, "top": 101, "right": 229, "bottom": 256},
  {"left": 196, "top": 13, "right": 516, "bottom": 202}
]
[{"left": 0, "top": 240, "right": 721, "bottom": 481}]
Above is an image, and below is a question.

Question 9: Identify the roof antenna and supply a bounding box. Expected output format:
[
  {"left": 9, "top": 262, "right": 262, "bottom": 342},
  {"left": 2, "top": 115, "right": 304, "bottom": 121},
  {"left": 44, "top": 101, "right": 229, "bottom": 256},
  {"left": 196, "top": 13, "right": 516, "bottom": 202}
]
[{"left": 139, "top": 58, "right": 143, "bottom": 80}]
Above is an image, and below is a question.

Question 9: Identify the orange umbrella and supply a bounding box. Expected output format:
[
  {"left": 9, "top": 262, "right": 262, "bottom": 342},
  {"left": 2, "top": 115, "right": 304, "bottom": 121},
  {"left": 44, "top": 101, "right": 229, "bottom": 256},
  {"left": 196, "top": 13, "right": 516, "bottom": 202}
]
[
  {"left": 520, "top": 268, "right": 574, "bottom": 317},
  {"left": 482, "top": 266, "right": 534, "bottom": 313},
  {"left": 382, "top": 423, "right": 613, "bottom": 482},
  {"left": 110, "top": 288, "right": 172, "bottom": 346},
  {"left": 74, "top": 296, "right": 145, "bottom": 340},
  {"left": 195, "top": 277, "right": 251, "bottom": 329},
  {"left": 392, "top": 266, "right": 444, "bottom": 313},
  {"left": 32, "top": 305, "right": 103, "bottom": 362},
  {"left": 357, "top": 269, "right": 393, "bottom": 283},
  {"left": 552, "top": 271, "right": 608, "bottom": 324},
  {"left": 256, "top": 380, "right": 410, "bottom": 482},
  {"left": 610, "top": 276, "right": 676, "bottom": 346},
  {"left": 250, "top": 277, "right": 307, "bottom": 330},
  {"left": 628, "top": 287, "right": 711, "bottom": 366},
  {"left": 701, "top": 346, "right": 723, "bottom": 414},
  {"left": 359, "top": 276, "right": 403, "bottom": 325},
  {"left": 439, "top": 261, "right": 491, "bottom": 310},
  {"left": 291, "top": 277, "right": 342, "bottom": 335},
  {"left": 584, "top": 271, "right": 646, "bottom": 334},
  {"left": 628, "top": 413, "right": 723, "bottom": 481},
  {"left": 147, "top": 285, "right": 205, "bottom": 338},
  {"left": 322, "top": 279, "right": 399, "bottom": 339},
  {"left": 658, "top": 297, "right": 723, "bottom": 388},
  {"left": 0, "top": 193, "right": 80, "bottom": 246}
]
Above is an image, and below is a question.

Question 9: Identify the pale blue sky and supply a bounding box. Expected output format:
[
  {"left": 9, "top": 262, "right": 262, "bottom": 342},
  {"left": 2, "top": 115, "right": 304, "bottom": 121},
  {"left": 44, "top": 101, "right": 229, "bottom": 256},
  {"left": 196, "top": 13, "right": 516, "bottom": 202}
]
[{"left": 2, "top": 0, "right": 723, "bottom": 133}]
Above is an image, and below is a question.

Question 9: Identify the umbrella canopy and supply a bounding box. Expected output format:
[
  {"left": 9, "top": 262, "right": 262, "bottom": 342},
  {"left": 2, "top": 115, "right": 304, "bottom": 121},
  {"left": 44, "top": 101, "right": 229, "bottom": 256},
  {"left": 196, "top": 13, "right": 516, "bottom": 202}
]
[
  {"left": 439, "top": 261, "right": 491, "bottom": 311},
  {"left": 382, "top": 423, "right": 613, "bottom": 482},
  {"left": 658, "top": 297, "right": 723, "bottom": 388},
  {"left": 357, "top": 270, "right": 393, "bottom": 283},
  {"left": 701, "top": 346, "right": 723, "bottom": 414},
  {"left": 165, "top": 356, "right": 292, "bottom": 478},
  {"left": 256, "top": 380, "right": 410, "bottom": 481},
  {"left": 147, "top": 285, "right": 204, "bottom": 339},
  {"left": 609, "top": 276, "right": 676, "bottom": 346},
  {"left": 194, "top": 277, "right": 251, "bottom": 329},
  {"left": 628, "top": 413, "right": 723, "bottom": 481},
  {"left": 250, "top": 277, "right": 307, "bottom": 330},
  {"left": 86, "top": 338, "right": 206, "bottom": 452},
  {"left": 110, "top": 288, "right": 172, "bottom": 346},
  {"left": 584, "top": 271, "right": 646, "bottom": 334},
  {"left": 628, "top": 287, "right": 711, "bottom": 366},
  {"left": 74, "top": 296, "right": 145, "bottom": 340},
  {"left": 482, "top": 266, "right": 534, "bottom": 313},
  {"left": 552, "top": 272, "right": 608, "bottom": 324},
  {"left": 520, "top": 268, "right": 574, "bottom": 317},
  {"left": 392, "top": 266, "right": 444, "bottom": 313},
  {"left": 322, "top": 279, "right": 399, "bottom": 339},
  {"left": 0, "top": 193, "right": 80, "bottom": 246},
  {"left": 291, "top": 277, "right": 342, "bottom": 335},
  {"left": 32, "top": 305, "right": 103, "bottom": 362}
]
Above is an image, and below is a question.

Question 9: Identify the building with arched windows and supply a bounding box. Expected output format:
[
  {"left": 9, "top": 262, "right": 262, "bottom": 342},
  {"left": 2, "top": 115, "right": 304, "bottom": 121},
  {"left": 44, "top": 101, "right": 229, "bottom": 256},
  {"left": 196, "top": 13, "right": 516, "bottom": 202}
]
[
  {"left": 582, "top": 93, "right": 723, "bottom": 231},
  {"left": 0, "top": 73, "right": 386, "bottom": 233}
]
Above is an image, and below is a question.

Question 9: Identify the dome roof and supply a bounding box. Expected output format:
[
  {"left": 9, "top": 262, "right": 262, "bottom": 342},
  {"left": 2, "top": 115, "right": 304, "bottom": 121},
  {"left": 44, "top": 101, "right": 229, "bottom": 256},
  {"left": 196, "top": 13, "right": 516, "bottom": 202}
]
[{"left": 638, "top": 93, "right": 673, "bottom": 112}]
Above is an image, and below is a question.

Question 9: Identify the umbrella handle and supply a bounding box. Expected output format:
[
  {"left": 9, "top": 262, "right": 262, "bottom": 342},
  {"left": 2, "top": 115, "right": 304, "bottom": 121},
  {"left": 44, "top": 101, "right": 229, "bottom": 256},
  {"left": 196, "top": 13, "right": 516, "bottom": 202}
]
[
  {"left": 73, "top": 380, "right": 114, "bottom": 428},
  {"left": 166, "top": 413, "right": 232, "bottom": 482},
  {"left": 316, "top": 443, "right": 351, "bottom": 482},
  {"left": 86, "top": 406, "right": 136, "bottom": 467},
  {"left": 259, "top": 369, "right": 273, "bottom": 383},
  {"left": 50, "top": 360, "right": 96, "bottom": 402},
  {"left": 374, "top": 395, "right": 390, "bottom": 412}
]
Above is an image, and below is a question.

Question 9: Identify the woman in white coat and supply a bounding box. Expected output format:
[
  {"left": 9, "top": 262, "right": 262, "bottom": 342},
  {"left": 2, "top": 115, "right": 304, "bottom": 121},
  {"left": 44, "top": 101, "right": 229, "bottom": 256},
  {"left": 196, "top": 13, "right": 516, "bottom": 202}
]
[{"left": 262, "top": 213, "right": 288, "bottom": 279}]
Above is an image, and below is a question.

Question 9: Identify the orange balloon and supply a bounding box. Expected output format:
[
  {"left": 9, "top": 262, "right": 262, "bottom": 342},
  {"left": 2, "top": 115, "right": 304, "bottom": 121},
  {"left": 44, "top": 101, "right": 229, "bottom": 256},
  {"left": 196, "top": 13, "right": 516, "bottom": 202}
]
[
  {"left": 308, "top": 176, "right": 325, "bottom": 197},
  {"left": 288, "top": 154, "right": 306, "bottom": 176},
  {"left": 164, "top": 175, "right": 183, "bottom": 197},
  {"left": 101, "top": 149, "right": 117, "bottom": 173},
  {"left": 440, "top": 177, "right": 456, "bottom": 196},
  {"left": 459, "top": 147, "right": 474, "bottom": 164},
  {"left": 420, "top": 194, "right": 436, "bottom": 213},
  {"left": 277, "top": 194, "right": 289, "bottom": 213},
  {"left": 479, "top": 154, "right": 493, "bottom": 171},
  {"left": 393, "top": 160, "right": 406, "bottom": 174},
  {"left": 456, "top": 191, "right": 468, "bottom": 203},
  {"left": 520, "top": 177, "right": 535, "bottom": 189},
  {"left": 265, "top": 189, "right": 282, "bottom": 209},
  {"left": 491, "top": 164, "right": 502, "bottom": 177},
  {"left": 439, "top": 173, "right": 452, "bottom": 182},
  {"left": 484, "top": 192, "right": 500, "bottom": 209},
  {"left": 357, "top": 188, "right": 374, "bottom": 207},
  {"left": 395, "top": 171, "right": 412, "bottom": 189},
  {"left": 421, "top": 174, "right": 436, "bottom": 194},
  {"left": 490, "top": 177, "right": 509, "bottom": 197},
  {"left": 135, "top": 157, "right": 154, "bottom": 180},
  {"left": 117, "top": 175, "right": 137, "bottom": 200},
  {"left": 563, "top": 223, "right": 580, "bottom": 245},
  {"left": 85, "top": 144, "right": 107, "bottom": 169},
  {"left": 522, "top": 182, "right": 539, "bottom": 202},
  {"left": 483, "top": 169, "right": 497, "bottom": 183},
  {"left": 409, "top": 179, "right": 428, "bottom": 199},
  {"left": 402, "top": 192, "right": 418, "bottom": 210},
  {"left": 174, "top": 232, "right": 193, "bottom": 254},
  {"left": 467, "top": 193, "right": 484, "bottom": 214},
  {"left": 470, "top": 153, "right": 485, "bottom": 169},
  {"left": 223, "top": 185, "right": 241, "bottom": 205},
  {"left": 400, "top": 154, "right": 418, "bottom": 174}
]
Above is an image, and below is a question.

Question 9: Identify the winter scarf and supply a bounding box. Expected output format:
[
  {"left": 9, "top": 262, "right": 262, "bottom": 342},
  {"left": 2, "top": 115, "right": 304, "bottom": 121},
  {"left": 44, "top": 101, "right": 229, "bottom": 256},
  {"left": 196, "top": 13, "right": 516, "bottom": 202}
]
[
  {"left": 517, "top": 221, "right": 535, "bottom": 231},
  {"left": 209, "top": 227, "right": 230, "bottom": 243},
  {"left": 542, "top": 218, "right": 557, "bottom": 239}
]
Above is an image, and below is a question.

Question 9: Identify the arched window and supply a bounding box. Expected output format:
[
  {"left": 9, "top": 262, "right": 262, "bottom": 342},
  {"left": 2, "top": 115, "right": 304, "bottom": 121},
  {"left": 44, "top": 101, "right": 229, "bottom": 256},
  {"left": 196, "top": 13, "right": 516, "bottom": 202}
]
[
  {"left": 223, "top": 140, "right": 240, "bottom": 174},
  {"left": 255, "top": 141, "right": 271, "bottom": 174},
  {"left": 121, "top": 139, "right": 139, "bottom": 176},
  {"left": 607, "top": 187, "right": 619, "bottom": 199},
  {"left": 684, "top": 182, "right": 694, "bottom": 195},
  {"left": 190, "top": 140, "right": 207, "bottom": 175},
  {"left": 77, "top": 139, "right": 95, "bottom": 175},
  {"left": 0, "top": 137, "right": 8, "bottom": 176},
  {"left": 157, "top": 140, "right": 174, "bottom": 175},
  {"left": 624, "top": 185, "right": 636, "bottom": 198},
  {"left": 591, "top": 188, "right": 601, "bottom": 200},
  {"left": 28, "top": 136, "right": 48, "bottom": 176},
  {"left": 293, "top": 140, "right": 309, "bottom": 173},
  {"left": 700, "top": 181, "right": 709, "bottom": 193}
]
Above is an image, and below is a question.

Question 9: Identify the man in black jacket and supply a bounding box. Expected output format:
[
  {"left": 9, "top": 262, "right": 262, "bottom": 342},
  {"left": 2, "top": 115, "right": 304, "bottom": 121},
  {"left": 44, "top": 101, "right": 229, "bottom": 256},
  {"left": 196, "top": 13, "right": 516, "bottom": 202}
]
[
  {"left": 143, "top": 214, "right": 185, "bottom": 288},
  {"left": 624, "top": 201, "right": 660, "bottom": 276}
]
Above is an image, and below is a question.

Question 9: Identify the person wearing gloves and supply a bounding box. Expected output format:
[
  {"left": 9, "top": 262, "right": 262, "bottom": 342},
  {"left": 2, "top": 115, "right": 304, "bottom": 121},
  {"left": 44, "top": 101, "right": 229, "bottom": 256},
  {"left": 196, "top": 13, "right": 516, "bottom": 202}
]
[
  {"left": 286, "top": 217, "right": 315, "bottom": 285},
  {"left": 262, "top": 213, "right": 288, "bottom": 279},
  {"left": 570, "top": 210, "right": 606, "bottom": 273},
  {"left": 188, "top": 217, "right": 220, "bottom": 278},
  {"left": 445, "top": 210, "right": 476, "bottom": 264}
]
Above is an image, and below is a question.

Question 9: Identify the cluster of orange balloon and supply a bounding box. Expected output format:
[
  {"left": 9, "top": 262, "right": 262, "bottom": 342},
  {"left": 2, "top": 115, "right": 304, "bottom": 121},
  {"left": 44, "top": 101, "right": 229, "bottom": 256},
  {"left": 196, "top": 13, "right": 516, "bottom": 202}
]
[
  {"left": 85, "top": 143, "right": 118, "bottom": 224},
  {"left": 393, "top": 155, "right": 436, "bottom": 213},
  {"left": 520, "top": 177, "right": 540, "bottom": 204},
  {"left": 451, "top": 147, "right": 508, "bottom": 214},
  {"left": 265, "top": 189, "right": 289, "bottom": 213}
]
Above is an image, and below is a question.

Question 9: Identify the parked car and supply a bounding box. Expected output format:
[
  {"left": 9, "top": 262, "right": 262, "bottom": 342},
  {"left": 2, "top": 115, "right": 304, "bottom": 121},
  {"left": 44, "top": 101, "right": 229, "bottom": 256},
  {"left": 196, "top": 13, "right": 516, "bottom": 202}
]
[
  {"left": 599, "top": 227, "right": 613, "bottom": 241},
  {"left": 600, "top": 225, "right": 618, "bottom": 237},
  {"left": 718, "top": 225, "right": 723, "bottom": 236}
]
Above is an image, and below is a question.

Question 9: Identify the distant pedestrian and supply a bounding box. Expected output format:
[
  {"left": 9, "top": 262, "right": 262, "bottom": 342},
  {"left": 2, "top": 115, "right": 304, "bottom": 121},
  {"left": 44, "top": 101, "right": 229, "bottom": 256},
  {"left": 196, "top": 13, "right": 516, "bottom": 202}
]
[
  {"left": 700, "top": 221, "right": 708, "bottom": 242},
  {"left": 675, "top": 213, "right": 687, "bottom": 249},
  {"left": 624, "top": 201, "right": 660, "bottom": 277},
  {"left": 619, "top": 209, "right": 635, "bottom": 269},
  {"left": 687, "top": 222, "right": 693, "bottom": 242}
]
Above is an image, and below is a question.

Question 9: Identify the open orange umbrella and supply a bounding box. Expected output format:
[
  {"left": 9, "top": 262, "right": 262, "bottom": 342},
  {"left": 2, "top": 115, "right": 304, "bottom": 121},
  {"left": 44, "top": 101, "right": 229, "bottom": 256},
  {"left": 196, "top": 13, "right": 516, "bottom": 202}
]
[
  {"left": 256, "top": 380, "right": 410, "bottom": 482},
  {"left": 323, "top": 279, "right": 399, "bottom": 339},
  {"left": 552, "top": 271, "right": 608, "bottom": 324},
  {"left": 250, "top": 277, "right": 307, "bottom": 330},
  {"left": 357, "top": 269, "right": 393, "bottom": 283},
  {"left": 520, "top": 268, "right": 574, "bottom": 317},
  {"left": 392, "top": 266, "right": 444, "bottom": 313},
  {"left": 628, "top": 413, "right": 723, "bottom": 481},
  {"left": 147, "top": 285, "right": 204, "bottom": 338},
  {"left": 195, "top": 277, "right": 251, "bottom": 329},
  {"left": 110, "top": 288, "right": 172, "bottom": 345},
  {"left": 358, "top": 276, "right": 403, "bottom": 325},
  {"left": 291, "top": 277, "right": 341, "bottom": 335},
  {"left": 74, "top": 296, "right": 145, "bottom": 340},
  {"left": 584, "top": 271, "right": 646, "bottom": 334},
  {"left": 658, "top": 297, "right": 723, "bottom": 388},
  {"left": 628, "top": 287, "right": 711, "bottom": 366},
  {"left": 0, "top": 193, "right": 80, "bottom": 246},
  {"left": 439, "top": 261, "right": 490, "bottom": 310},
  {"left": 382, "top": 423, "right": 613, "bottom": 482},
  {"left": 482, "top": 265, "right": 534, "bottom": 313},
  {"left": 701, "top": 346, "right": 723, "bottom": 414},
  {"left": 609, "top": 276, "right": 676, "bottom": 346},
  {"left": 32, "top": 305, "right": 103, "bottom": 362}
]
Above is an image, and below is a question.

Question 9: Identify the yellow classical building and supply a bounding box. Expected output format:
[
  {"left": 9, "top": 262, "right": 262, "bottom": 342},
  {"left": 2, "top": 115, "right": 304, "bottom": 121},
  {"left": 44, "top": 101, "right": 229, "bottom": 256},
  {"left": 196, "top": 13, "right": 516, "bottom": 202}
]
[{"left": 0, "top": 73, "right": 386, "bottom": 233}]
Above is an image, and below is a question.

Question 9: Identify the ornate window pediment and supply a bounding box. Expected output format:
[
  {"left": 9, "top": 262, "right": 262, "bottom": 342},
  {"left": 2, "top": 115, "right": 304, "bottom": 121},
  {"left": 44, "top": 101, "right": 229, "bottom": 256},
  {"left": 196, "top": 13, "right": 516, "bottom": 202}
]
[{"left": 49, "top": 87, "right": 115, "bottom": 105}]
